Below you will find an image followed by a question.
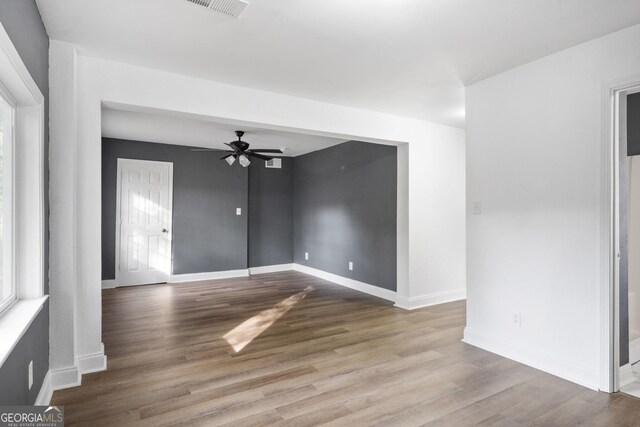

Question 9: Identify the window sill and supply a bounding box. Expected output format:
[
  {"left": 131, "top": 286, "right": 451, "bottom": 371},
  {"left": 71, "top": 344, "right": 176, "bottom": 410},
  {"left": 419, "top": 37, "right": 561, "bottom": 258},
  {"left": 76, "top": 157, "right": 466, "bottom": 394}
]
[{"left": 0, "top": 295, "right": 48, "bottom": 368}]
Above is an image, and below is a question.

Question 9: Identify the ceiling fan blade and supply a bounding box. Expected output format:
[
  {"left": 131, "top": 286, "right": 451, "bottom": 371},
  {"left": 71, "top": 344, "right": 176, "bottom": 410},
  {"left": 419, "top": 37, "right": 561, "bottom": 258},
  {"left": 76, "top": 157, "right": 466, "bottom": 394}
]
[
  {"left": 190, "top": 148, "right": 219, "bottom": 152},
  {"left": 246, "top": 152, "right": 273, "bottom": 161},
  {"left": 248, "top": 149, "right": 283, "bottom": 153}
]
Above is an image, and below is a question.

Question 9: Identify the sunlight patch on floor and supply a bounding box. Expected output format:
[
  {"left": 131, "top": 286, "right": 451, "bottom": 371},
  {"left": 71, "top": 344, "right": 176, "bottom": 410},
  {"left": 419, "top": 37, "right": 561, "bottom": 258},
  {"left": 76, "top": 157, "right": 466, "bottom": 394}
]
[{"left": 223, "top": 286, "right": 314, "bottom": 352}]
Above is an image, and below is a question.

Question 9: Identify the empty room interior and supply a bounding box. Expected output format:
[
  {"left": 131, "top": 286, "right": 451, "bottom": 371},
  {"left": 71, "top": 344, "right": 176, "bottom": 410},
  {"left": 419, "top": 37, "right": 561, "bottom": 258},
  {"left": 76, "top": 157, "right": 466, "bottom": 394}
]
[{"left": 2, "top": 0, "right": 640, "bottom": 425}]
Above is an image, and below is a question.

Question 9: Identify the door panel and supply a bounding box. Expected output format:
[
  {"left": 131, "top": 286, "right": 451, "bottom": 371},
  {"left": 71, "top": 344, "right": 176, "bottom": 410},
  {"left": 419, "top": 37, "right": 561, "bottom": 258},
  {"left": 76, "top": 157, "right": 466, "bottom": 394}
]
[{"left": 117, "top": 159, "right": 173, "bottom": 286}]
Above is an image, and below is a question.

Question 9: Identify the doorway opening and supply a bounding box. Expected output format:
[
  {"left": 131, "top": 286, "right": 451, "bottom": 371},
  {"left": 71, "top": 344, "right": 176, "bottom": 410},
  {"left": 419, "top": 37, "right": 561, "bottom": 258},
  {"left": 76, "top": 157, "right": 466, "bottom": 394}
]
[{"left": 611, "top": 79, "right": 640, "bottom": 396}]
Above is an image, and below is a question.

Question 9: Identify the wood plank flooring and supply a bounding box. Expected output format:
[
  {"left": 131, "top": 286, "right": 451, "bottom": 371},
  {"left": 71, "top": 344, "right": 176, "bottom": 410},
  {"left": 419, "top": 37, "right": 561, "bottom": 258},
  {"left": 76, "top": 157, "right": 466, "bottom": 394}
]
[{"left": 52, "top": 271, "right": 640, "bottom": 426}]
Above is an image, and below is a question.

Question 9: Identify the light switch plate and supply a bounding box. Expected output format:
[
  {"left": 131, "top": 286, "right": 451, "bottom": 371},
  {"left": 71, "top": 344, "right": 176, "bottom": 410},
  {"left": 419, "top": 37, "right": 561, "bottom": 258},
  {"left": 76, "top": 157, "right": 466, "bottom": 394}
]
[{"left": 236, "top": 208, "right": 241, "bottom": 216}]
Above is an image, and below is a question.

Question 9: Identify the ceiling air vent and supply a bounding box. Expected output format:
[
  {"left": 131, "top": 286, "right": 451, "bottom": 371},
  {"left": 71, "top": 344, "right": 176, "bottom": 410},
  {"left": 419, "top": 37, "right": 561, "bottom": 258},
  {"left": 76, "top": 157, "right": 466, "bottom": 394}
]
[
  {"left": 185, "top": 0, "right": 249, "bottom": 19},
  {"left": 265, "top": 158, "right": 282, "bottom": 169}
]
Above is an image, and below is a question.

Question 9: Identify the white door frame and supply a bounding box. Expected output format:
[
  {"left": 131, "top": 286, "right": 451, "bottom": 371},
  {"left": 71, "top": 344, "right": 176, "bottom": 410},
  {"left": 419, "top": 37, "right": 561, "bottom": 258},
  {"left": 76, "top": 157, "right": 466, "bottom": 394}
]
[
  {"left": 114, "top": 158, "right": 174, "bottom": 287},
  {"left": 602, "top": 73, "right": 640, "bottom": 393}
]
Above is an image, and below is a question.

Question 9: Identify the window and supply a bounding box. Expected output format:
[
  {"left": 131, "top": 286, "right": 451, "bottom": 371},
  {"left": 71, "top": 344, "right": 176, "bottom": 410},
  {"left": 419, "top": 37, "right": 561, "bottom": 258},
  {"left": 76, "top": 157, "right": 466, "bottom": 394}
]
[
  {"left": 0, "top": 23, "right": 45, "bottom": 369},
  {"left": 0, "top": 94, "right": 13, "bottom": 314}
]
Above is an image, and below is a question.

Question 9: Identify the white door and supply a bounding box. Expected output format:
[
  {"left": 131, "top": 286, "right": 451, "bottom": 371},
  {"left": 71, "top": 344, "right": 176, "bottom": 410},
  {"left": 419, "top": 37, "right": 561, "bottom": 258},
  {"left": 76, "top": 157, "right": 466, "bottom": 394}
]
[{"left": 116, "top": 159, "right": 173, "bottom": 286}]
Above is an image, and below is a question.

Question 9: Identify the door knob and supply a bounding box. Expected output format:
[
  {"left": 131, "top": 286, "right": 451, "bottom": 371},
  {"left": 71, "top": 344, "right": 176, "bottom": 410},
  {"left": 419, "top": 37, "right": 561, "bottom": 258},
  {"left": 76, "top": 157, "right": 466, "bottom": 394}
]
[{"left": 162, "top": 228, "right": 168, "bottom": 233}]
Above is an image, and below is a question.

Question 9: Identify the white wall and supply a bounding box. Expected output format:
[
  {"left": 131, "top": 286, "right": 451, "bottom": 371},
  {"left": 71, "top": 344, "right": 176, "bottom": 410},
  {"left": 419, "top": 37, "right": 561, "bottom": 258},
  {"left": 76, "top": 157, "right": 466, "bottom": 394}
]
[
  {"left": 629, "top": 156, "right": 640, "bottom": 349},
  {"left": 465, "top": 23, "right": 640, "bottom": 390},
  {"left": 48, "top": 41, "right": 466, "bottom": 385}
]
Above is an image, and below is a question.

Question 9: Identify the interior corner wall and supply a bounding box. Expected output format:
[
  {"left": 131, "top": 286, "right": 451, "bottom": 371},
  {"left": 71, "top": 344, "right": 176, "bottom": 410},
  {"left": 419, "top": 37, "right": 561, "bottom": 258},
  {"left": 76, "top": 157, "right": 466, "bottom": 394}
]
[
  {"left": 248, "top": 157, "right": 293, "bottom": 268},
  {"left": 0, "top": 0, "right": 50, "bottom": 405},
  {"left": 293, "top": 141, "right": 397, "bottom": 291},
  {"left": 465, "top": 23, "right": 640, "bottom": 390},
  {"left": 101, "top": 138, "right": 249, "bottom": 280}
]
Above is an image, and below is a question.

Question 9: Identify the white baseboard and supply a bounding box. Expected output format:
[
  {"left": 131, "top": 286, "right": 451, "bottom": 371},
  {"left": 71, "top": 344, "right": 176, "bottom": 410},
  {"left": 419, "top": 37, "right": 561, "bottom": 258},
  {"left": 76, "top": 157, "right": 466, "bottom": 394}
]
[
  {"left": 630, "top": 338, "right": 640, "bottom": 365},
  {"left": 78, "top": 348, "right": 107, "bottom": 374},
  {"left": 50, "top": 365, "right": 80, "bottom": 391},
  {"left": 620, "top": 363, "right": 637, "bottom": 388},
  {"left": 292, "top": 263, "right": 396, "bottom": 302},
  {"left": 463, "top": 327, "right": 599, "bottom": 391},
  {"left": 35, "top": 371, "right": 52, "bottom": 405},
  {"left": 249, "top": 264, "right": 294, "bottom": 275},
  {"left": 50, "top": 346, "right": 107, "bottom": 393},
  {"left": 169, "top": 269, "right": 249, "bottom": 283},
  {"left": 101, "top": 279, "right": 117, "bottom": 289},
  {"left": 394, "top": 288, "right": 466, "bottom": 310}
]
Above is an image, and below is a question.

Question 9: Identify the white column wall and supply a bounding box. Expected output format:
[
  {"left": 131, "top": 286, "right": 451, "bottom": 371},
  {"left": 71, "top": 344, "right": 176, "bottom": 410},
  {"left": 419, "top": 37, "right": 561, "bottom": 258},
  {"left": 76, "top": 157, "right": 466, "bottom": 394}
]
[{"left": 48, "top": 41, "right": 78, "bottom": 382}]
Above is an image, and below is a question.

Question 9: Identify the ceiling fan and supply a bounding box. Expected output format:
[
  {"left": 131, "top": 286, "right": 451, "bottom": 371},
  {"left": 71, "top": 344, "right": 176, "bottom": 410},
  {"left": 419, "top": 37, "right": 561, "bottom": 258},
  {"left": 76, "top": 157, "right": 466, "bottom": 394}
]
[{"left": 191, "top": 131, "right": 283, "bottom": 167}]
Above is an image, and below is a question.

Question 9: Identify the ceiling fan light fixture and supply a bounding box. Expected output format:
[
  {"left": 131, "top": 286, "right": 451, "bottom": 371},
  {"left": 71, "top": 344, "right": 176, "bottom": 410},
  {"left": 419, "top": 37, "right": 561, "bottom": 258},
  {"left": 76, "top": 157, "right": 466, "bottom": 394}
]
[
  {"left": 239, "top": 154, "right": 251, "bottom": 167},
  {"left": 225, "top": 155, "right": 237, "bottom": 166}
]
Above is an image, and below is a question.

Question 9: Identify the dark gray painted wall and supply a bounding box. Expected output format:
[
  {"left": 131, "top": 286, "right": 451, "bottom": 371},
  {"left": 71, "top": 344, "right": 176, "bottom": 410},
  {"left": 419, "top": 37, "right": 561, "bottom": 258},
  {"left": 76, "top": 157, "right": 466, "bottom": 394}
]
[
  {"left": 628, "top": 93, "right": 640, "bottom": 156},
  {"left": 293, "top": 141, "right": 397, "bottom": 291},
  {"left": 102, "top": 138, "right": 249, "bottom": 279},
  {"left": 248, "top": 158, "right": 293, "bottom": 267},
  {"left": 0, "top": 307, "right": 49, "bottom": 405},
  {"left": 0, "top": 0, "right": 49, "bottom": 405}
]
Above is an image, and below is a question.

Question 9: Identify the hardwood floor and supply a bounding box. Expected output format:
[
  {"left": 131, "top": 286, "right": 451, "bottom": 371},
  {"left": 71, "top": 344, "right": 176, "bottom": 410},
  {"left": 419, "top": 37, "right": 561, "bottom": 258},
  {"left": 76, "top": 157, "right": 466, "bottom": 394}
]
[{"left": 52, "top": 271, "right": 640, "bottom": 426}]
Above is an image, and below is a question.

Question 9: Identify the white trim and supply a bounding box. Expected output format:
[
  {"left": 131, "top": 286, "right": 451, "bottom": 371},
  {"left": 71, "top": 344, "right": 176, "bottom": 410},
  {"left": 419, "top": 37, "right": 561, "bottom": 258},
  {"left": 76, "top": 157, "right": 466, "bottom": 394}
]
[
  {"left": 169, "top": 269, "right": 249, "bottom": 283},
  {"left": 620, "top": 363, "right": 637, "bottom": 388},
  {"left": 292, "top": 263, "right": 396, "bottom": 302},
  {"left": 0, "top": 296, "right": 47, "bottom": 368},
  {"left": 50, "top": 366, "right": 80, "bottom": 391},
  {"left": 249, "top": 264, "right": 293, "bottom": 275},
  {"left": 630, "top": 338, "right": 640, "bottom": 365},
  {"left": 78, "top": 348, "right": 107, "bottom": 374},
  {"left": 35, "top": 371, "right": 52, "bottom": 406},
  {"left": 394, "top": 288, "right": 466, "bottom": 310},
  {"left": 463, "top": 327, "right": 599, "bottom": 391},
  {"left": 101, "top": 279, "right": 118, "bottom": 289},
  {"left": 49, "top": 350, "right": 107, "bottom": 392},
  {"left": 115, "top": 158, "right": 174, "bottom": 287}
]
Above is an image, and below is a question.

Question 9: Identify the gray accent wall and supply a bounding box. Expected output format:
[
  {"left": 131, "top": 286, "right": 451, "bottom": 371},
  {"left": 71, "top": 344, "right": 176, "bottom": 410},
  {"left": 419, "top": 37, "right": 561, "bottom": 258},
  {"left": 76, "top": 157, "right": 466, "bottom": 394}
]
[
  {"left": 0, "top": 307, "right": 49, "bottom": 405},
  {"left": 248, "top": 158, "right": 293, "bottom": 267},
  {"left": 0, "top": 0, "right": 50, "bottom": 405},
  {"left": 102, "top": 138, "right": 249, "bottom": 279},
  {"left": 629, "top": 93, "right": 640, "bottom": 157},
  {"left": 0, "top": 0, "right": 49, "bottom": 405},
  {"left": 293, "top": 141, "right": 397, "bottom": 291}
]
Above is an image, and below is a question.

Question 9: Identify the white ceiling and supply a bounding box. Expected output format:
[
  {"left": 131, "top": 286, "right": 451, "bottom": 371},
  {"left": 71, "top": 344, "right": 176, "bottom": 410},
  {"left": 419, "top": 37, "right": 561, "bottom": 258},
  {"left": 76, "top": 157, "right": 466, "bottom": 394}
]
[
  {"left": 38, "top": 0, "right": 640, "bottom": 128},
  {"left": 101, "top": 106, "right": 348, "bottom": 156}
]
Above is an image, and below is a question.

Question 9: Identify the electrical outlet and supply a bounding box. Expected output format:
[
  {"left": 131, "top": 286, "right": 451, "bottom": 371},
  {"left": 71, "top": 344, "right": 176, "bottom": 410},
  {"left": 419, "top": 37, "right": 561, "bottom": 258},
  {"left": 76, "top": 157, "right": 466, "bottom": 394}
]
[
  {"left": 28, "top": 360, "right": 33, "bottom": 390},
  {"left": 348, "top": 261, "right": 353, "bottom": 271},
  {"left": 305, "top": 252, "right": 309, "bottom": 260},
  {"left": 512, "top": 312, "right": 521, "bottom": 328},
  {"left": 236, "top": 208, "right": 242, "bottom": 216}
]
